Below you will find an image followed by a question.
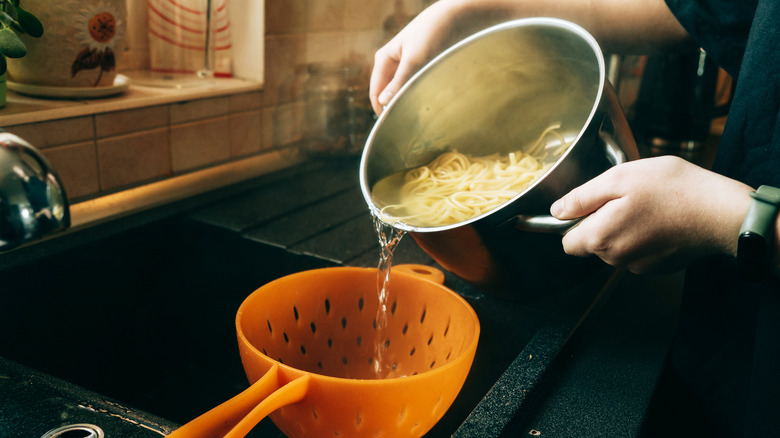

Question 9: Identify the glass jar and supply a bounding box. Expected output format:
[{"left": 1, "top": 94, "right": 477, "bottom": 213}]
[
  {"left": 345, "top": 80, "right": 376, "bottom": 156},
  {"left": 303, "top": 63, "right": 375, "bottom": 156},
  {"left": 304, "top": 63, "right": 349, "bottom": 155}
]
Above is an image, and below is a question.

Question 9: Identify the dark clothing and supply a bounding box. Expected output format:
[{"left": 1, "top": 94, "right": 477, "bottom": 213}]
[{"left": 644, "top": 1, "right": 780, "bottom": 436}]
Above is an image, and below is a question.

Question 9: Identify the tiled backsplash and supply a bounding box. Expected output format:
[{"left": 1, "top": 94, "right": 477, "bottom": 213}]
[
  {"left": 1, "top": 1, "right": 429, "bottom": 204},
  {"left": 5, "top": 91, "right": 264, "bottom": 200}
]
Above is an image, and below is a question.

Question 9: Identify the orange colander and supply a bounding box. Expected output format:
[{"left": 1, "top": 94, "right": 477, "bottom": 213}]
[{"left": 167, "top": 264, "right": 480, "bottom": 438}]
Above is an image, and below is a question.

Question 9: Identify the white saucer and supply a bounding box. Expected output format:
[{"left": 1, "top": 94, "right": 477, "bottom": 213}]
[{"left": 7, "top": 74, "right": 130, "bottom": 99}]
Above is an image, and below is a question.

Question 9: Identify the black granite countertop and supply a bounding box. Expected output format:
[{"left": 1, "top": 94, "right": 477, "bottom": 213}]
[
  {"left": 0, "top": 157, "right": 682, "bottom": 437},
  {"left": 0, "top": 358, "right": 178, "bottom": 437}
]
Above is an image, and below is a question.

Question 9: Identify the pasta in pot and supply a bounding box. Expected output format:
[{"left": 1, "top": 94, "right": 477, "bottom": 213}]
[{"left": 373, "top": 125, "right": 569, "bottom": 228}]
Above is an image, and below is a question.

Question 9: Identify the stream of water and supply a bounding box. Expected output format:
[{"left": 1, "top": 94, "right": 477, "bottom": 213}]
[{"left": 372, "top": 214, "right": 406, "bottom": 377}]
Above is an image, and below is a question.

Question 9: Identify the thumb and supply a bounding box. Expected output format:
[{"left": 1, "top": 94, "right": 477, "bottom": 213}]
[
  {"left": 551, "top": 176, "right": 621, "bottom": 220},
  {"left": 550, "top": 190, "right": 587, "bottom": 220}
]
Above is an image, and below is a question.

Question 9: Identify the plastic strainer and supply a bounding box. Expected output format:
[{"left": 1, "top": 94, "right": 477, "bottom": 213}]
[{"left": 168, "top": 264, "right": 479, "bottom": 438}]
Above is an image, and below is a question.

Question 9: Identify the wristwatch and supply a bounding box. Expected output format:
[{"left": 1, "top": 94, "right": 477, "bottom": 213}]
[{"left": 737, "top": 185, "right": 780, "bottom": 280}]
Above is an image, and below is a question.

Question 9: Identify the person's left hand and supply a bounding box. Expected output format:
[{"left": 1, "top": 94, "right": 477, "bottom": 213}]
[{"left": 550, "top": 155, "right": 754, "bottom": 274}]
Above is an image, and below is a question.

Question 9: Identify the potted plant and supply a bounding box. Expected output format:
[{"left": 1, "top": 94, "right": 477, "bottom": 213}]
[
  {"left": 0, "top": 0, "right": 43, "bottom": 106},
  {"left": 5, "top": 0, "right": 127, "bottom": 91}
]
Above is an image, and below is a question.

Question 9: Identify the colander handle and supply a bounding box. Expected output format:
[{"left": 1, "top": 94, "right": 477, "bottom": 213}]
[
  {"left": 166, "top": 364, "right": 310, "bottom": 438},
  {"left": 392, "top": 264, "right": 446, "bottom": 284},
  {"left": 512, "top": 131, "right": 628, "bottom": 235}
]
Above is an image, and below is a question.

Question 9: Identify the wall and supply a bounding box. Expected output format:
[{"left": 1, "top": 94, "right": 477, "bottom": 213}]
[
  {"left": 262, "top": 0, "right": 429, "bottom": 149},
  {"left": 2, "top": 1, "right": 428, "bottom": 203}
]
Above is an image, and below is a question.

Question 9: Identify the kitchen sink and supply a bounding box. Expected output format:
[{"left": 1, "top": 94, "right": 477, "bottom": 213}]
[
  {"left": 0, "top": 159, "right": 622, "bottom": 437},
  {"left": 0, "top": 215, "right": 339, "bottom": 437}
]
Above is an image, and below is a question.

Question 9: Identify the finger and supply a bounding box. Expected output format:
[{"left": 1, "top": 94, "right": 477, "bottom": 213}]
[
  {"left": 550, "top": 166, "right": 625, "bottom": 220},
  {"left": 376, "top": 56, "right": 421, "bottom": 107},
  {"left": 560, "top": 214, "right": 604, "bottom": 258},
  {"left": 371, "top": 45, "right": 430, "bottom": 115},
  {"left": 559, "top": 196, "right": 628, "bottom": 260},
  {"left": 369, "top": 48, "right": 400, "bottom": 115}
]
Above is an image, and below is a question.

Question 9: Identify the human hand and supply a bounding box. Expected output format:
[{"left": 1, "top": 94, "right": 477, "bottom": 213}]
[
  {"left": 550, "top": 155, "right": 754, "bottom": 274},
  {"left": 369, "top": 1, "right": 477, "bottom": 115}
]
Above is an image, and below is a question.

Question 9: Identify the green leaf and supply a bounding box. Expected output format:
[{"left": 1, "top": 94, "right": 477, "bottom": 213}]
[
  {"left": 0, "top": 27, "right": 25, "bottom": 58},
  {"left": 2, "top": 3, "right": 18, "bottom": 22},
  {"left": 15, "top": 6, "right": 41, "bottom": 38},
  {"left": 0, "top": 12, "right": 24, "bottom": 34}
]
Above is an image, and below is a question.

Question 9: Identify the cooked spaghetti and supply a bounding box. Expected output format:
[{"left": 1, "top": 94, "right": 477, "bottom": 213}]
[{"left": 373, "top": 125, "right": 569, "bottom": 227}]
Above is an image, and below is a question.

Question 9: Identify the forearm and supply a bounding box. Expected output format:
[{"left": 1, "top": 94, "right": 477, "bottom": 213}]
[{"left": 438, "top": 0, "right": 696, "bottom": 54}]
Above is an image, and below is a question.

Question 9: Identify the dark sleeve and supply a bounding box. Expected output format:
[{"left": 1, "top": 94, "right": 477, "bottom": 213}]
[{"left": 663, "top": 0, "right": 756, "bottom": 78}]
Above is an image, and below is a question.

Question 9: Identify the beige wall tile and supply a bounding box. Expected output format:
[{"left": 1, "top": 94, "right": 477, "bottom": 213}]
[
  {"left": 170, "top": 96, "right": 231, "bottom": 124},
  {"left": 345, "top": 0, "right": 386, "bottom": 31},
  {"left": 96, "top": 105, "right": 169, "bottom": 138},
  {"left": 306, "top": 0, "right": 345, "bottom": 32},
  {"left": 264, "top": 34, "right": 307, "bottom": 106},
  {"left": 265, "top": 0, "right": 307, "bottom": 35},
  {"left": 305, "top": 32, "right": 347, "bottom": 65},
  {"left": 263, "top": 102, "right": 304, "bottom": 148},
  {"left": 43, "top": 141, "right": 100, "bottom": 200},
  {"left": 98, "top": 128, "right": 171, "bottom": 191},
  {"left": 344, "top": 30, "right": 382, "bottom": 68},
  {"left": 229, "top": 110, "right": 264, "bottom": 157},
  {"left": 229, "top": 91, "right": 264, "bottom": 113},
  {"left": 7, "top": 117, "right": 94, "bottom": 149},
  {"left": 170, "top": 117, "right": 232, "bottom": 172}
]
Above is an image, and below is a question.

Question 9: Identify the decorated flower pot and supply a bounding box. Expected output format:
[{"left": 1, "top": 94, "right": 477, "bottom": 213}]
[{"left": 7, "top": 0, "right": 127, "bottom": 88}]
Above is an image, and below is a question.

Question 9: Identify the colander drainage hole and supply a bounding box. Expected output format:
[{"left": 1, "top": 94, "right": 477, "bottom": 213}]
[{"left": 41, "top": 424, "right": 104, "bottom": 438}]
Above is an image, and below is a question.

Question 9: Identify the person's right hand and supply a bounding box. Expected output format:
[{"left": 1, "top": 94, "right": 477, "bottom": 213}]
[{"left": 550, "top": 155, "right": 754, "bottom": 274}]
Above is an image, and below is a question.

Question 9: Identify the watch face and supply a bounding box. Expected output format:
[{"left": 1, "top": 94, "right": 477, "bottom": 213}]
[{"left": 737, "top": 231, "right": 767, "bottom": 279}]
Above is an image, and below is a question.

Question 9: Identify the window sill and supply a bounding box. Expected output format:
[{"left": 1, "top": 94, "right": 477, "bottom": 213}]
[{"left": 0, "top": 73, "right": 263, "bottom": 126}]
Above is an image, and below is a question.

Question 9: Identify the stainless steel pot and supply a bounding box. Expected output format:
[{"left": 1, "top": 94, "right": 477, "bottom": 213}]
[{"left": 359, "top": 18, "right": 638, "bottom": 299}]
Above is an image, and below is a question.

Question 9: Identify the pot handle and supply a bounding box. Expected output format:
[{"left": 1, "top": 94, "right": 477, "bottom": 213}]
[
  {"left": 513, "top": 130, "right": 627, "bottom": 234},
  {"left": 166, "top": 363, "right": 310, "bottom": 438}
]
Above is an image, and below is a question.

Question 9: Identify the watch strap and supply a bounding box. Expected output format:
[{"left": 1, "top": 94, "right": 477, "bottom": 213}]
[{"left": 738, "top": 185, "right": 780, "bottom": 279}]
